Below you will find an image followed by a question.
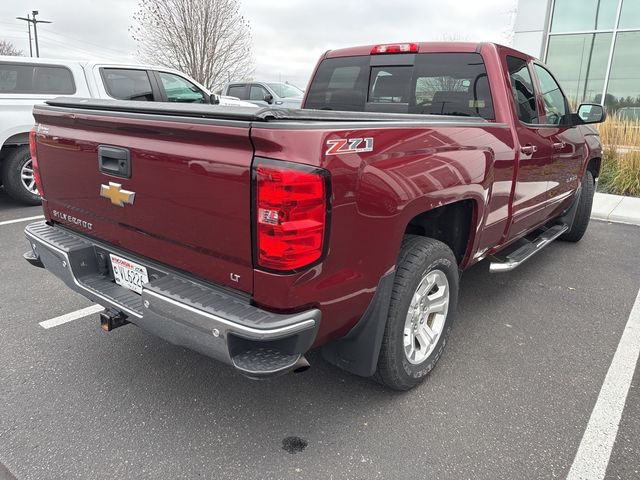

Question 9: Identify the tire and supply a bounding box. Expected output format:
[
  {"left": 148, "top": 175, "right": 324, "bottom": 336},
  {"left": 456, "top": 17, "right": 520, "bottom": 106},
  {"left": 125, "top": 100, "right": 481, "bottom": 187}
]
[
  {"left": 560, "top": 170, "right": 594, "bottom": 243},
  {"left": 375, "top": 235, "right": 459, "bottom": 391},
  {"left": 1, "top": 145, "right": 41, "bottom": 205}
]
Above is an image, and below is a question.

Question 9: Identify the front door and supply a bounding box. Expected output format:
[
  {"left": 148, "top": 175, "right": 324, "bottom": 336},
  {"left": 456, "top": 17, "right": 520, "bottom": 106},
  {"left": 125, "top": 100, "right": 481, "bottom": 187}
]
[{"left": 532, "top": 63, "right": 585, "bottom": 214}]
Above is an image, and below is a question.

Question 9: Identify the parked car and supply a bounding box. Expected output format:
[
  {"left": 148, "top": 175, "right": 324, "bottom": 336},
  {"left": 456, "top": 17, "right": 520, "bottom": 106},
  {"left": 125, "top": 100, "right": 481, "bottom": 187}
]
[
  {"left": 0, "top": 56, "right": 256, "bottom": 205},
  {"left": 616, "top": 106, "right": 640, "bottom": 121},
  {"left": 222, "top": 81, "right": 304, "bottom": 108},
  {"left": 24, "top": 42, "right": 605, "bottom": 390}
]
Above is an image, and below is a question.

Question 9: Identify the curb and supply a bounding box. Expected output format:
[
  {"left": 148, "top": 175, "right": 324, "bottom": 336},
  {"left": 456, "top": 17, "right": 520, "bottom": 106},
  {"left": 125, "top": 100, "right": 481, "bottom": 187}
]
[{"left": 591, "top": 192, "right": 640, "bottom": 226}]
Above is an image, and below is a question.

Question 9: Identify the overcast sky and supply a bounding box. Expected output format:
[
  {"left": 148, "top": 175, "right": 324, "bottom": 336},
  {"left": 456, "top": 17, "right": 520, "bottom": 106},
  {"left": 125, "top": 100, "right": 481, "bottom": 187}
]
[{"left": 1, "top": 0, "right": 516, "bottom": 88}]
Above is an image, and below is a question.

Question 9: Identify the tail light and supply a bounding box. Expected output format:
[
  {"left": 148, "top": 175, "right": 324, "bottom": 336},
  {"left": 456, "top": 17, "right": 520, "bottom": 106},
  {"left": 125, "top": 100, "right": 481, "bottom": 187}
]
[
  {"left": 254, "top": 160, "right": 330, "bottom": 272},
  {"left": 29, "top": 129, "right": 45, "bottom": 197},
  {"left": 371, "top": 43, "right": 419, "bottom": 54}
]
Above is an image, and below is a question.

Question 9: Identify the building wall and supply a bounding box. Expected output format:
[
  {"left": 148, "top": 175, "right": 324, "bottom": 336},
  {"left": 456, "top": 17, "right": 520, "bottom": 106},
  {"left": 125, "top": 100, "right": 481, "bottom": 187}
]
[
  {"left": 513, "top": 0, "right": 640, "bottom": 116},
  {"left": 513, "top": 0, "right": 551, "bottom": 58}
]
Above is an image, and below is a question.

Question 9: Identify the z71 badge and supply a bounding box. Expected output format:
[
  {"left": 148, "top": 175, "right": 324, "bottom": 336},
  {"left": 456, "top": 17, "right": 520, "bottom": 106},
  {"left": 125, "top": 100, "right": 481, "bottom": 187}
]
[{"left": 325, "top": 137, "right": 374, "bottom": 155}]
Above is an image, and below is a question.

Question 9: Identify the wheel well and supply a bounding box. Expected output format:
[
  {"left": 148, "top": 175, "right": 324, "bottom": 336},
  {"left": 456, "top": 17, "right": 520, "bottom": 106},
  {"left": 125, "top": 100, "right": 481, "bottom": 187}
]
[
  {"left": 404, "top": 200, "right": 474, "bottom": 265},
  {"left": 3, "top": 132, "right": 29, "bottom": 146},
  {"left": 587, "top": 157, "right": 601, "bottom": 181}
]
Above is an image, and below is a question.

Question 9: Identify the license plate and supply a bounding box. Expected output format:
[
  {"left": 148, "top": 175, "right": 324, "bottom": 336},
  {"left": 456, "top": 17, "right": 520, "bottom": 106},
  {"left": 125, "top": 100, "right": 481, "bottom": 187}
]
[{"left": 110, "top": 254, "right": 149, "bottom": 295}]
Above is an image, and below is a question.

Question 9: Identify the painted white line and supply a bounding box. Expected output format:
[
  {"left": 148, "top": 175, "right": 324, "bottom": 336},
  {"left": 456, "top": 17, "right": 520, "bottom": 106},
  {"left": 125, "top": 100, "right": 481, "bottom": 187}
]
[
  {"left": 0, "top": 215, "right": 44, "bottom": 226},
  {"left": 39, "top": 304, "right": 104, "bottom": 329},
  {"left": 566, "top": 287, "right": 640, "bottom": 480}
]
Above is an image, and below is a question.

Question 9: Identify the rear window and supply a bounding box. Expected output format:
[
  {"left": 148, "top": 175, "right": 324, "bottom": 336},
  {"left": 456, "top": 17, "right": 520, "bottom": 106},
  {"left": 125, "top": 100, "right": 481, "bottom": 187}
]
[
  {"left": 0, "top": 62, "right": 75, "bottom": 94},
  {"left": 227, "top": 85, "right": 247, "bottom": 99},
  {"left": 305, "top": 52, "right": 495, "bottom": 120},
  {"left": 101, "top": 68, "right": 155, "bottom": 101}
]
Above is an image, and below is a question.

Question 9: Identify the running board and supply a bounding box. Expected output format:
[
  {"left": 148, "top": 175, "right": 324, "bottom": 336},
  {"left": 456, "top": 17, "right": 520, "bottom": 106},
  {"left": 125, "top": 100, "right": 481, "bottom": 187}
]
[{"left": 489, "top": 224, "right": 569, "bottom": 273}]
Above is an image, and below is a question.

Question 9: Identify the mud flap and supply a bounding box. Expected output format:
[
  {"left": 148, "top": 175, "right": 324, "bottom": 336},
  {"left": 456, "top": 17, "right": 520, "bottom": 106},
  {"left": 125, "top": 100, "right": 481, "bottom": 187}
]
[{"left": 321, "top": 271, "right": 395, "bottom": 377}]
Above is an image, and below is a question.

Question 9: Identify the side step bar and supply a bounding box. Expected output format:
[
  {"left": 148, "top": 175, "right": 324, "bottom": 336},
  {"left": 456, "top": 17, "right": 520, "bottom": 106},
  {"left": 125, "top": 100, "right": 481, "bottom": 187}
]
[{"left": 489, "top": 224, "right": 569, "bottom": 273}]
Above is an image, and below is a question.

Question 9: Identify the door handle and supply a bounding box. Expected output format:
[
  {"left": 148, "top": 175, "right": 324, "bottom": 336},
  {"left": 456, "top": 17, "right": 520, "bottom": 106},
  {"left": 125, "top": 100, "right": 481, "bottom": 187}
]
[
  {"left": 553, "top": 142, "right": 566, "bottom": 151},
  {"left": 520, "top": 144, "right": 538, "bottom": 155},
  {"left": 98, "top": 145, "right": 131, "bottom": 178}
]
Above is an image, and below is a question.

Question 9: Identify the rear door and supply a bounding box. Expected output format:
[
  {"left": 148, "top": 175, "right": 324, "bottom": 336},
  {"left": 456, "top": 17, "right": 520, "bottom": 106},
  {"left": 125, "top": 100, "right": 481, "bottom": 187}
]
[
  {"left": 504, "top": 55, "right": 555, "bottom": 241},
  {"left": 100, "top": 67, "right": 159, "bottom": 101},
  {"left": 226, "top": 83, "right": 248, "bottom": 100}
]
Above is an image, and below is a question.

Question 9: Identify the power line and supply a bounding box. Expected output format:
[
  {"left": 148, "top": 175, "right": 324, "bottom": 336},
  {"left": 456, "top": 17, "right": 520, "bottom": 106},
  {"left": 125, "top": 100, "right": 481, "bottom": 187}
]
[
  {"left": 2, "top": 26, "right": 133, "bottom": 61},
  {"left": 1, "top": 20, "right": 135, "bottom": 59},
  {"left": 16, "top": 11, "right": 52, "bottom": 57}
]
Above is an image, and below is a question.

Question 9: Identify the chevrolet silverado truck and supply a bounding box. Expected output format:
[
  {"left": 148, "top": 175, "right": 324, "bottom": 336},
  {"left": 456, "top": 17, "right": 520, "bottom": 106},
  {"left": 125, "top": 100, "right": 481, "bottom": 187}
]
[{"left": 23, "top": 42, "right": 605, "bottom": 390}]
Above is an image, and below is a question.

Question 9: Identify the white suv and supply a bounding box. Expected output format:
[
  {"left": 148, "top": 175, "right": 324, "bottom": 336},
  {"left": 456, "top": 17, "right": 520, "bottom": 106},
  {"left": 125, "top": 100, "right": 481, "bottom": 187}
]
[{"left": 0, "top": 56, "right": 255, "bottom": 205}]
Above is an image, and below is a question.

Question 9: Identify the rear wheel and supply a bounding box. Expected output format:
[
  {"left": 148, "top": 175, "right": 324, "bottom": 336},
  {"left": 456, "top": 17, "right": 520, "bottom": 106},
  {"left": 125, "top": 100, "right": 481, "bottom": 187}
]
[
  {"left": 560, "top": 170, "right": 594, "bottom": 243},
  {"left": 375, "top": 236, "right": 459, "bottom": 391},
  {"left": 2, "top": 145, "right": 41, "bottom": 205}
]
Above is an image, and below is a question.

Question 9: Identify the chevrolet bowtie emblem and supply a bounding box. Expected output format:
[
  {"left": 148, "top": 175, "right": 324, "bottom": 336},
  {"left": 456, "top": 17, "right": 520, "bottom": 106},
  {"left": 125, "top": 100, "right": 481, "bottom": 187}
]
[{"left": 100, "top": 182, "right": 136, "bottom": 207}]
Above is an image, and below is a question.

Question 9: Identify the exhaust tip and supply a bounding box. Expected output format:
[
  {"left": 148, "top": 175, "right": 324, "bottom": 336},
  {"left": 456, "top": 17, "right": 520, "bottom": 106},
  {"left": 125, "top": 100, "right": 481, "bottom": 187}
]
[{"left": 292, "top": 356, "right": 310, "bottom": 374}]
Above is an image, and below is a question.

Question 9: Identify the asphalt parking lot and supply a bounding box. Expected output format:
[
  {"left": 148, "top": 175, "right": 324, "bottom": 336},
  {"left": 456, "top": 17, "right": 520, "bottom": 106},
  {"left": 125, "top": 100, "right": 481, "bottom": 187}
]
[{"left": 1, "top": 189, "right": 639, "bottom": 480}]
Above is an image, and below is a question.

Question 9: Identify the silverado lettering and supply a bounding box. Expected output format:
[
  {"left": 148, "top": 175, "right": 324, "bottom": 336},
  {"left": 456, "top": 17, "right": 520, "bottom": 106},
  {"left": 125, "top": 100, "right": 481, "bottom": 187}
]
[{"left": 24, "top": 42, "right": 605, "bottom": 390}]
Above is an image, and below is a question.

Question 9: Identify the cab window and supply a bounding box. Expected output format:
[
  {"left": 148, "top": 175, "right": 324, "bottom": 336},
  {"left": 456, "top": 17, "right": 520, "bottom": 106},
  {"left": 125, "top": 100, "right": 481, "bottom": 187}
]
[
  {"left": 250, "top": 85, "right": 269, "bottom": 101},
  {"left": 157, "top": 72, "right": 206, "bottom": 103},
  {"left": 102, "top": 68, "right": 154, "bottom": 101},
  {"left": 0, "top": 62, "right": 75, "bottom": 94},
  {"left": 227, "top": 84, "right": 247, "bottom": 99},
  {"left": 533, "top": 64, "right": 568, "bottom": 125},
  {"left": 506, "top": 56, "right": 539, "bottom": 124}
]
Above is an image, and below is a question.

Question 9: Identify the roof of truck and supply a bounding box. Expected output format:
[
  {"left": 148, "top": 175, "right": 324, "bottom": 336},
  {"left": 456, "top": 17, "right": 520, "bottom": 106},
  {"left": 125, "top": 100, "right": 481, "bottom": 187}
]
[{"left": 324, "top": 41, "right": 526, "bottom": 59}]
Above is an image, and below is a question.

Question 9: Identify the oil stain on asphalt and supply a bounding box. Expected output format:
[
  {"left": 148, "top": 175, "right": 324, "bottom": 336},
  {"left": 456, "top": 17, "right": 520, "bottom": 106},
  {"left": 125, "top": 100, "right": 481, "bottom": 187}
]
[{"left": 282, "top": 436, "right": 308, "bottom": 454}]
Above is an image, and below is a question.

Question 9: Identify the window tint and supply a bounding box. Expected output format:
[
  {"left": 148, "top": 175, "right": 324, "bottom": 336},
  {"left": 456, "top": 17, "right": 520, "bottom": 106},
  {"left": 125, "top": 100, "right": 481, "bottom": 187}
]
[
  {"left": 533, "top": 64, "right": 568, "bottom": 125},
  {"left": 409, "top": 53, "right": 494, "bottom": 119},
  {"left": 250, "top": 85, "right": 268, "bottom": 101},
  {"left": 369, "top": 67, "right": 412, "bottom": 104},
  {"left": 227, "top": 85, "right": 247, "bottom": 99},
  {"left": 304, "top": 56, "right": 370, "bottom": 111},
  {"left": 506, "top": 56, "right": 539, "bottom": 124},
  {"left": 102, "top": 69, "right": 154, "bottom": 101},
  {"left": 305, "top": 53, "right": 494, "bottom": 119},
  {"left": 0, "top": 63, "right": 75, "bottom": 94},
  {"left": 157, "top": 72, "right": 206, "bottom": 103},
  {"left": 265, "top": 83, "right": 304, "bottom": 98}
]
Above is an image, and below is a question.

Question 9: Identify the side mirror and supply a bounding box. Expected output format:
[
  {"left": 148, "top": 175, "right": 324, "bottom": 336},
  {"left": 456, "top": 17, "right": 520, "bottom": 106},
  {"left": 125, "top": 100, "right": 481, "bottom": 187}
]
[
  {"left": 576, "top": 103, "right": 606, "bottom": 124},
  {"left": 209, "top": 93, "right": 220, "bottom": 105},
  {"left": 264, "top": 93, "right": 274, "bottom": 104}
]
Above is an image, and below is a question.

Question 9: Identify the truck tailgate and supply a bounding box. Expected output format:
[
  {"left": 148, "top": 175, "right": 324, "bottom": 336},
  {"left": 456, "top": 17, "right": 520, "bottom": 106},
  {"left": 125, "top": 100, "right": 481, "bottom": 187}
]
[{"left": 32, "top": 104, "right": 255, "bottom": 293}]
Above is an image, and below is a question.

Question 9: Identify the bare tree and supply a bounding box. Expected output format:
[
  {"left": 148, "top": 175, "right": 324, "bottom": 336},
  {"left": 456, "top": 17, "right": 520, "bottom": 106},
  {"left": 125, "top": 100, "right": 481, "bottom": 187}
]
[
  {"left": 130, "top": 0, "right": 253, "bottom": 92},
  {"left": 0, "top": 40, "right": 23, "bottom": 56}
]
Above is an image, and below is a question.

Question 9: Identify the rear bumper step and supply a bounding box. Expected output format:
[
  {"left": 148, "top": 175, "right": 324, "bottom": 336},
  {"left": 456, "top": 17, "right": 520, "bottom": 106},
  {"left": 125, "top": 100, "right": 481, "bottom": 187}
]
[
  {"left": 489, "top": 224, "right": 568, "bottom": 273},
  {"left": 24, "top": 221, "right": 320, "bottom": 378}
]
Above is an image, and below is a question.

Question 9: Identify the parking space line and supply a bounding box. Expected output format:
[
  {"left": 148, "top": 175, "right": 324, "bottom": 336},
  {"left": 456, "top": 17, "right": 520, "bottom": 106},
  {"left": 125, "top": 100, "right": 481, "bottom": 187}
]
[
  {"left": 567, "top": 287, "right": 640, "bottom": 480},
  {"left": 39, "top": 305, "right": 104, "bottom": 329},
  {"left": 0, "top": 215, "right": 44, "bottom": 227}
]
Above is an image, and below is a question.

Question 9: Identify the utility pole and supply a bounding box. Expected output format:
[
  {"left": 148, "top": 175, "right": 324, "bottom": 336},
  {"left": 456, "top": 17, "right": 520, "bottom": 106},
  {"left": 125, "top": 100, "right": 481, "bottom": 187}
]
[{"left": 16, "top": 11, "right": 52, "bottom": 58}]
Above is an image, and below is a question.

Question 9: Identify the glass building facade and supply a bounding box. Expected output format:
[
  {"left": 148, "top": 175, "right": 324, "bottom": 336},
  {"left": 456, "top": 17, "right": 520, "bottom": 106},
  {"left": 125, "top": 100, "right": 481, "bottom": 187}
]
[{"left": 513, "top": 0, "right": 640, "bottom": 118}]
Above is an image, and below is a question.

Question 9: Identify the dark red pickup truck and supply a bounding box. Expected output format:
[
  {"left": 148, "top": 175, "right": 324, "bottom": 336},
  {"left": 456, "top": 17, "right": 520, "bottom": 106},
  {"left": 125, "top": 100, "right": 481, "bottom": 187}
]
[{"left": 24, "top": 42, "right": 605, "bottom": 390}]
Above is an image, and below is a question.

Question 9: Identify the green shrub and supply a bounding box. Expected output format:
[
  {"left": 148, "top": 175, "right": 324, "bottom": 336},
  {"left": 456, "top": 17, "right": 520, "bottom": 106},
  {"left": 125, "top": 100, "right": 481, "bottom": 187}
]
[{"left": 598, "top": 150, "right": 640, "bottom": 197}]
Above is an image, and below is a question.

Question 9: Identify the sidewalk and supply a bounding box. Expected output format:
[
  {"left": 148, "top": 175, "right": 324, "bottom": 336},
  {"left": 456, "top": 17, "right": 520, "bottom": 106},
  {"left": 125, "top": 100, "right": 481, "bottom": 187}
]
[{"left": 592, "top": 192, "right": 640, "bottom": 226}]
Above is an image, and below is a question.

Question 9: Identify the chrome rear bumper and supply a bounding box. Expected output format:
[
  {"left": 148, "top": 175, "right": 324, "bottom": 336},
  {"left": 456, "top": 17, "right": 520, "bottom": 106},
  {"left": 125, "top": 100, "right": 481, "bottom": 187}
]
[{"left": 24, "top": 221, "right": 320, "bottom": 377}]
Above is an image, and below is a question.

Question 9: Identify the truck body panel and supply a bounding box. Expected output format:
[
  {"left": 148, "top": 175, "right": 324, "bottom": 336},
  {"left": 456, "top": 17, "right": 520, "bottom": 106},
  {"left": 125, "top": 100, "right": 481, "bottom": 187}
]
[
  {"left": 33, "top": 107, "right": 256, "bottom": 293},
  {"left": 24, "top": 42, "right": 604, "bottom": 378}
]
